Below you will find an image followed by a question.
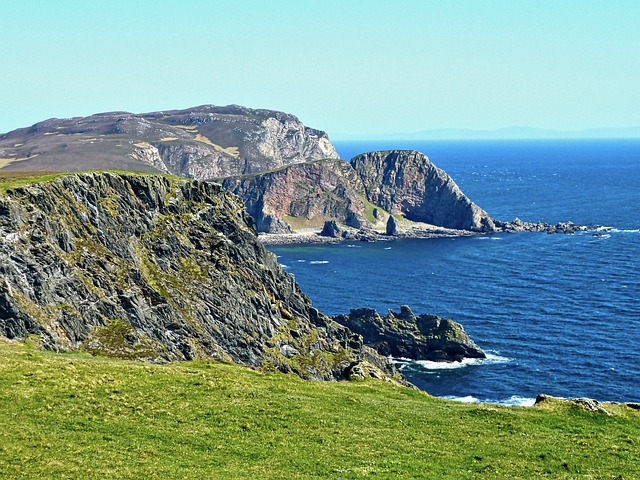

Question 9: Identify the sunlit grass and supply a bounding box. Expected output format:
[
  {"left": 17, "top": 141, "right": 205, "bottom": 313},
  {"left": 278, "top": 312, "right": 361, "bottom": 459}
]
[{"left": 0, "top": 339, "right": 637, "bottom": 479}]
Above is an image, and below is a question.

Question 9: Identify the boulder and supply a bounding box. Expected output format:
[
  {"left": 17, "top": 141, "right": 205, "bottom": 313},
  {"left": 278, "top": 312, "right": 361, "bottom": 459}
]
[
  {"left": 386, "top": 215, "right": 398, "bottom": 236},
  {"left": 332, "top": 305, "right": 486, "bottom": 362},
  {"left": 320, "top": 220, "right": 343, "bottom": 238}
]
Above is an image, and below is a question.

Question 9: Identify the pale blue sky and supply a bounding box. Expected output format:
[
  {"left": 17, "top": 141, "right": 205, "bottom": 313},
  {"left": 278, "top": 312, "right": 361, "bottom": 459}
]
[{"left": 1, "top": 0, "right": 638, "bottom": 138}]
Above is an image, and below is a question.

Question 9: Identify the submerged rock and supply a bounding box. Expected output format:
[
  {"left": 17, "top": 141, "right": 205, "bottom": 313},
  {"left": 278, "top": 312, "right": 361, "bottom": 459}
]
[{"left": 332, "top": 305, "right": 486, "bottom": 362}]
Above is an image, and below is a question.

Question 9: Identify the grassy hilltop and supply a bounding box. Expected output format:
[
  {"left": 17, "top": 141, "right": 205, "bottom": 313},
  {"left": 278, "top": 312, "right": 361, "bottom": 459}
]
[{"left": 1, "top": 339, "right": 638, "bottom": 479}]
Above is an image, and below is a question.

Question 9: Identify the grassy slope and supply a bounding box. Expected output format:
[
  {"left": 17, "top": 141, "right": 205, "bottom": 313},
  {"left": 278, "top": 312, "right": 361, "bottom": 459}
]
[
  {"left": 0, "top": 340, "right": 637, "bottom": 479},
  {"left": 0, "top": 170, "right": 184, "bottom": 193}
]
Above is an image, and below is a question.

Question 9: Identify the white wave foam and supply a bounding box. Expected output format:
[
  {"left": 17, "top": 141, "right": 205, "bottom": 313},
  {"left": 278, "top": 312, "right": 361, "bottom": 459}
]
[
  {"left": 443, "top": 395, "right": 536, "bottom": 406},
  {"left": 494, "top": 396, "right": 537, "bottom": 407},
  {"left": 611, "top": 228, "right": 639, "bottom": 233},
  {"left": 384, "top": 247, "right": 392, "bottom": 250},
  {"left": 589, "top": 227, "right": 639, "bottom": 234},
  {"left": 410, "top": 352, "right": 511, "bottom": 370},
  {"left": 309, "top": 260, "right": 329, "bottom": 264},
  {"left": 297, "top": 259, "right": 306, "bottom": 263},
  {"left": 280, "top": 264, "right": 289, "bottom": 269},
  {"left": 414, "top": 358, "right": 481, "bottom": 370},
  {"left": 444, "top": 395, "right": 479, "bottom": 403},
  {"left": 345, "top": 244, "right": 362, "bottom": 248}
]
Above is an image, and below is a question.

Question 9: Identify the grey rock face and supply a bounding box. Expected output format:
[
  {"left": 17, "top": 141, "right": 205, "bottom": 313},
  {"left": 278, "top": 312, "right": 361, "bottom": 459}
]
[
  {"left": 332, "top": 305, "right": 486, "bottom": 362},
  {"left": 0, "top": 172, "right": 399, "bottom": 382},
  {"left": 0, "top": 105, "right": 339, "bottom": 179},
  {"left": 221, "top": 159, "right": 369, "bottom": 233},
  {"left": 351, "top": 150, "right": 495, "bottom": 231}
]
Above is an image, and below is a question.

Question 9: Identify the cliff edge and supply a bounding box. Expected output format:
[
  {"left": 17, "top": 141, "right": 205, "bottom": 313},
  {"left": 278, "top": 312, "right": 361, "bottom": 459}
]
[{"left": 0, "top": 172, "right": 397, "bottom": 382}]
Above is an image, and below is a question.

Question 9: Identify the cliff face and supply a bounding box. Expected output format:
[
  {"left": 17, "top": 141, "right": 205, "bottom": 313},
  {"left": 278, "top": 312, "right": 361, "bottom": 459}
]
[
  {"left": 224, "top": 150, "right": 496, "bottom": 234},
  {"left": 0, "top": 172, "right": 397, "bottom": 381},
  {"left": 221, "top": 159, "right": 370, "bottom": 233},
  {"left": 351, "top": 150, "right": 495, "bottom": 232},
  {"left": 0, "top": 105, "right": 338, "bottom": 179}
]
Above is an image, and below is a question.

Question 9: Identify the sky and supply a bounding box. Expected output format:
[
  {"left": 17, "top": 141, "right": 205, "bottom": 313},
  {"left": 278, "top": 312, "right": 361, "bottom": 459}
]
[{"left": 1, "top": 0, "right": 639, "bottom": 138}]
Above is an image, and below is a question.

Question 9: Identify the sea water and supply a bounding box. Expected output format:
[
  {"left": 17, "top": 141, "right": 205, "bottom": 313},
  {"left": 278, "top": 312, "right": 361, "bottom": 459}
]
[{"left": 268, "top": 139, "right": 640, "bottom": 405}]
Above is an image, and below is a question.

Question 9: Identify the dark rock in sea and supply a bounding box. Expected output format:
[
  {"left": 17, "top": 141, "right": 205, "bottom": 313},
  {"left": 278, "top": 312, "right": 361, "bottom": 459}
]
[
  {"left": 320, "top": 220, "right": 343, "bottom": 238},
  {"left": 386, "top": 215, "right": 398, "bottom": 236},
  {"left": 0, "top": 172, "right": 402, "bottom": 384},
  {"left": 332, "top": 305, "right": 486, "bottom": 362},
  {"left": 494, "top": 218, "right": 595, "bottom": 234}
]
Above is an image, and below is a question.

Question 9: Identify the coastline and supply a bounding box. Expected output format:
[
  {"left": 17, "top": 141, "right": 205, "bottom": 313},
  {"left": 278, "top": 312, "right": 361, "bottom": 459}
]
[
  {"left": 258, "top": 220, "right": 605, "bottom": 246},
  {"left": 258, "top": 225, "right": 479, "bottom": 245}
]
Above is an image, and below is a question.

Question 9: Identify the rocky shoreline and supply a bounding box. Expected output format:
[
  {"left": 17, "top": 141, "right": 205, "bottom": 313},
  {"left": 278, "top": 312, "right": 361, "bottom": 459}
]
[{"left": 259, "top": 219, "right": 607, "bottom": 246}]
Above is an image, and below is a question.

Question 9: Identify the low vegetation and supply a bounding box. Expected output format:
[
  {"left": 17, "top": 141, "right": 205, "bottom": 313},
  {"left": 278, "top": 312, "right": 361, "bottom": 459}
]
[
  {"left": 0, "top": 170, "right": 182, "bottom": 193},
  {"left": 1, "top": 339, "right": 637, "bottom": 479},
  {"left": 0, "top": 171, "right": 67, "bottom": 191}
]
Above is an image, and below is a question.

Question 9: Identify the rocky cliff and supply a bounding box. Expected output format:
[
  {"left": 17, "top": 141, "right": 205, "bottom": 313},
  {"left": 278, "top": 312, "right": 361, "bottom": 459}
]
[
  {"left": 221, "top": 159, "right": 371, "bottom": 233},
  {"left": 0, "top": 105, "right": 338, "bottom": 179},
  {"left": 223, "top": 150, "right": 497, "bottom": 234},
  {"left": 0, "top": 172, "right": 398, "bottom": 382},
  {"left": 1, "top": 106, "right": 499, "bottom": 236},
  {"left": 351, "top": 150, "right": 495, "bottom": 232},
  {"left": 333, "top": 306, "right": 486, "bottom": 362}
]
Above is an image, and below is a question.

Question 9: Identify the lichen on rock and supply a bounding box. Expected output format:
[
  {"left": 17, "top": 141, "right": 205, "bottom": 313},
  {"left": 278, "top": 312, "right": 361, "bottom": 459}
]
[{"left": 0, "top": 172, "right": 399, "bottom": 383}]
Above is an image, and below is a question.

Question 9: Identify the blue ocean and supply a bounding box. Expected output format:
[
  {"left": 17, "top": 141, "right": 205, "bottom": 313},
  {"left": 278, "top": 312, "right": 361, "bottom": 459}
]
[{"left": 269, "top": 139, "right": 640, "bottom": 405}]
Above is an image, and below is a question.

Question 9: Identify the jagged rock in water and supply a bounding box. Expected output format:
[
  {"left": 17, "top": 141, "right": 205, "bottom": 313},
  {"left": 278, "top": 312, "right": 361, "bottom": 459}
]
[
  {"left": 351, "top": 150, "right": 496, "bottom": 232},
  {"left": 494, "top": 218, "right": 593, "bottom": 234},
  {"left": 221, "top": 159, "right": 369, "bottom": 233},
  {"left": 0, "top": 172, "right": 401, "bottom": 383},
  {"left": 332, "top": 305, "right": 486, "bottom": 362},
  {"left": 0, "top": 105, "right": 339, "bottom": 179}
]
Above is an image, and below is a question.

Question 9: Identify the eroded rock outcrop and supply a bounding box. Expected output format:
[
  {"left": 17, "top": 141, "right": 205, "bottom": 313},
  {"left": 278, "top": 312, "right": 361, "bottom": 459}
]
[
  {"left": 221, "top": 159, "right": 370, "bottom": 233},
  {"left": 0, "top": 172, "right": 399, "bottom": 382},
  {"left": 351, "top": 150, "right": 495, "bottom": 232},
  {"left": 226, "top": 149, "right": 499, "bottom": 234},
  {"left": 332, "top": 305, "right": 486, "bottom": 362}
]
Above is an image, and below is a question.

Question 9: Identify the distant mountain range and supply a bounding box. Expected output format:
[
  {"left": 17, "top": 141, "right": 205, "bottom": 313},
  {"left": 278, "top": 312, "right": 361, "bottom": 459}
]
[{"left": 334, "top": 126, "right": 640, "bottom": 141}]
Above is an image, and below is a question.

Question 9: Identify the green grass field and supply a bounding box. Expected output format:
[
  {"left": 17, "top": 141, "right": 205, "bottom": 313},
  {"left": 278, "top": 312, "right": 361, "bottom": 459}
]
[{"left": 0, "top": 339, "right": 637, "bottom": 479}]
